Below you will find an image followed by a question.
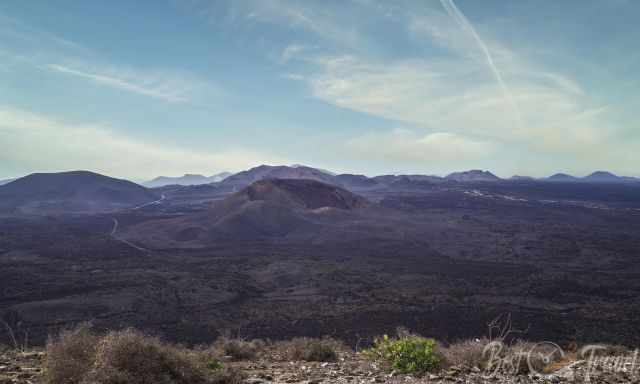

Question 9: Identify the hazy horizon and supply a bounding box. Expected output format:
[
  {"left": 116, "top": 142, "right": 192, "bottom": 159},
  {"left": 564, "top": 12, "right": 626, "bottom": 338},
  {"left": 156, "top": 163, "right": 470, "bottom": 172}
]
[
  {"left": 1, "top": 0, "right": 638, "bottom": 179},
  {"left": 2, "top": 165, "right": 638, "bottom": 184}
]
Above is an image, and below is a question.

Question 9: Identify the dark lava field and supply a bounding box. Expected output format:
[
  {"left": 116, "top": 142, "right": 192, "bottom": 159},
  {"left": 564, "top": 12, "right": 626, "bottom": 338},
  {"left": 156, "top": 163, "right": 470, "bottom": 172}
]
[{"left": 1, "top": 170, "right": 640, "bottom": 347}]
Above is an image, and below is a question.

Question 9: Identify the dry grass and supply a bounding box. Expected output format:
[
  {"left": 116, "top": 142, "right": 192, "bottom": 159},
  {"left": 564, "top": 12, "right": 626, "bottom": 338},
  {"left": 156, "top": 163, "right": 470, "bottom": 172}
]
[
  {"left": 438, "top": 337, "right": 570, "bottom": 374},
  {"left": 210, "top": 336, "right": 265, "bottom": 361},
  {"left": 438, "top": 338, "right": 491, "bottom": 369},
  {"left": 273, "top": 337, "right": 345, "bottom": 362},
  {"left": 44, "top": 326, "right": 245, "bottom": 384},
  {"left": 503, "top": 341, "right": 565, "bottom": 374},
  {"left": 44, "top": 324, "right": 98, "bottom": 384},
  {"left": 83, "top": 328, "right": 212, "bottom": 384}
]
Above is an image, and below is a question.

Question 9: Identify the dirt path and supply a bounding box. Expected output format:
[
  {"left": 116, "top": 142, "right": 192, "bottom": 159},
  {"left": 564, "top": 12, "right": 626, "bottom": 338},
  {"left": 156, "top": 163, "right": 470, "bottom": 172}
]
[{"left": 109, "top": 218, "right": 150, "bottom": 253}]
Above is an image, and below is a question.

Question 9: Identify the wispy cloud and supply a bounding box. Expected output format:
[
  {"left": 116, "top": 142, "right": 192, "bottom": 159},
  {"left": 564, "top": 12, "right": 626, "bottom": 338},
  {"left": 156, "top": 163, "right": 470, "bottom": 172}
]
[
  {"left": 439, "top": 0, "right": 523, "bottom": 131},
  {"left": 279, "top": 43, "right": 310, "bottom": 63},
  {"left": 47, "top": 64, "right": 195, "bottom": 103},
  {"left": 244, "top": 0, "right": 363, "bottom": 47},
  {"left": 346, "top": 128, "right": 496, "bottom": 163},
  {"left": 307, "top": 55, "right": 610, "bottom": 152},
  {"left": 0, "top": 14, "right": 85, "bottom": 52},
  {"left": 269, "top": 0, "right": 634, "bottom": 175},
  {"left": 0, "top": 14, "right": 211, "bottom": 105},
  {"left": 0, "top": 107, "right": 287, "bottom": 179}
]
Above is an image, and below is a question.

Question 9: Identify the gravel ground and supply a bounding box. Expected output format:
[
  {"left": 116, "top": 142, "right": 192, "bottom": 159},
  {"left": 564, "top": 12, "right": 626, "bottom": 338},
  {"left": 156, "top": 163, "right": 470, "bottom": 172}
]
[{"left": 2, "top": 348, "right": 639, "bottom": 384}]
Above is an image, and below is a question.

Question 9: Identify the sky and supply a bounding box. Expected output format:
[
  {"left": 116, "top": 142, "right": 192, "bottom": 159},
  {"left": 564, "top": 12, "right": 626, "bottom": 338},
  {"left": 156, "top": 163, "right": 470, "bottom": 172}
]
[{"left": 0, "top": 0, "right": 638, "bottom": 180}]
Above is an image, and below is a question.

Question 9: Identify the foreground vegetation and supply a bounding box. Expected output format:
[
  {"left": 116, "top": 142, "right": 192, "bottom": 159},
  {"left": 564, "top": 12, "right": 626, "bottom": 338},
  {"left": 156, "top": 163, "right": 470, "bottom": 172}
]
[{"left": 0, "top": 324, "right": 635, "bottom": 384}]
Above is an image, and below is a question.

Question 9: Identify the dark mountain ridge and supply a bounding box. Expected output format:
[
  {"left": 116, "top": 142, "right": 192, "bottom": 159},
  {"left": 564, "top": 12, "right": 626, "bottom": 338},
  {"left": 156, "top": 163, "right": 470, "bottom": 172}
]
[
  {"left": 0, "top": 178, "right": 16, "bottom": 186},
  {"left": 0, "top": 171, "right": 158, "bottom": 214},
  {"left": 445, "top": 170, "right": 501, "bottom": 182}
]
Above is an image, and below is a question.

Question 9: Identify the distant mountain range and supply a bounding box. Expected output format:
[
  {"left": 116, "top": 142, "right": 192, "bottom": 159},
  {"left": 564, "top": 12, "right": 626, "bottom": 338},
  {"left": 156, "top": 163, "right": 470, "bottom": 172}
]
[
  {"left": 0, "top": 171, "right": 158, "bottom": 214},
  {"left": 544, "top": 171, "right": 639, "bottom": 183},
  {"left": 1, "top": 166, "right": 637, "bottom": 216},
  {"left": 0, "top": 178, "right": 16, "bottom": 186},
  {"left": 144, "top": 172, "right": 232, "bottom": 188},
  {"left": 136, "top": 166, "right": 640, "bottom": 190}
]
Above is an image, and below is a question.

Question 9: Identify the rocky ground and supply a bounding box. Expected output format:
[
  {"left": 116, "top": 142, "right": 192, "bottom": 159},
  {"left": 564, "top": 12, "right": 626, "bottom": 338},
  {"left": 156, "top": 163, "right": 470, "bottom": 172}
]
[
  {"left": 0, "top": 350, "right": 43, "bottom": 384},
  {"left": 1, "top": 348, "right": 638, "bottom": 384},
  {"left": 239, "top": 357, "right": 640, "bottom": 384}
]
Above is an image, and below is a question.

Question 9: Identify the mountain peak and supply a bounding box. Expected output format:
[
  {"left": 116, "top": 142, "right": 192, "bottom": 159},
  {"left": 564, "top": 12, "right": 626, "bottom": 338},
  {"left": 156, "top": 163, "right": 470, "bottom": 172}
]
[
  {"left": 445, "top": 170, "right": 501, "bottom": 182},
  {"left": 238, "top": 178, "right": 369, "bottom": 211},
  {"left": 584, "top": 171, "right": 619, "bottom": 181},
  {"left": 221, "top": 165, "right": 337, "bottom": 188},
  {"left": 0, "top": 170, "right": 157, "bottom": 214},
  {"left": 144, "top": 172, "right": 232, "bottom": 187},
  {"left": 547, "top": 173, "right": 578, "bottom": 182}
]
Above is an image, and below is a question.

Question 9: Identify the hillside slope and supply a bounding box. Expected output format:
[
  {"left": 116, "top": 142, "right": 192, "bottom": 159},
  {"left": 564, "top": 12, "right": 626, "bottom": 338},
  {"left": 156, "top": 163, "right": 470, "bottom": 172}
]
[
  {"left": 0, "top": 171, "right": 158, "bottom": 214},
  {"left": 121, "top": 178, "right": 406, "bottom": 247}
]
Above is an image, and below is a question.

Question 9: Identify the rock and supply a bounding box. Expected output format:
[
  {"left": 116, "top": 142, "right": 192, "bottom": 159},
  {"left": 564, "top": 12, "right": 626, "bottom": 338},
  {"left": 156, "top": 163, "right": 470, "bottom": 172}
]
[{"left": 246, "top": 379, "right": 270, "bottom": 384}]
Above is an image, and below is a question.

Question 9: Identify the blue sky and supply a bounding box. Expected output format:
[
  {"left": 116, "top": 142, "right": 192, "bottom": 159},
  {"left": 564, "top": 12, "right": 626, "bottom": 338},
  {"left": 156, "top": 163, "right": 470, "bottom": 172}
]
[{"left": 1, "top": 0, "right": 638, "bottom": 180}]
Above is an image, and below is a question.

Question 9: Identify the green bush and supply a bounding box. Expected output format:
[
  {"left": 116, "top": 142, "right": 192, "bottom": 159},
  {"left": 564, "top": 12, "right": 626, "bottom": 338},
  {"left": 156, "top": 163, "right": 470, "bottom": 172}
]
[{"left": 365, "top": 334, "right": 441, "bottom": 374}]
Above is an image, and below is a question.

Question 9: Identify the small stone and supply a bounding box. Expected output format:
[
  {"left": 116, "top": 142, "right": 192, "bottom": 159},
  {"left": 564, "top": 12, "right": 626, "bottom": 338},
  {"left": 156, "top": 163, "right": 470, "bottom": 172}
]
[{"left": 245, "top": 379, "right": 268, "bottom": 384}]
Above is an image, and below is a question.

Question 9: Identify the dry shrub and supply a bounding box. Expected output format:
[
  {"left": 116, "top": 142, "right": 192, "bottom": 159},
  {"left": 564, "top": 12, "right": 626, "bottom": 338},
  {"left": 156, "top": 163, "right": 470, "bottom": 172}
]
[
  {"left": 211, "top": 336, "right": 265, "bottom": 361},
  {"left": 44, "top": 326, "right": 244, "bottom": 384},
  {"left": 504, "top": 341, "right": 564, "bottom": 374},
  {"left": 82, "top": 328, "right": 211, "bottom": 384},
  {"left": 275, "top": 337, "right": 344, "bottom": 362},
  {"left": 439, "top": 338, "right": 567, "bottom": 375},
  {"left": 44, "top": 324, "right": 98, "bottom": 384},
  {"left": 439, "top": 338, "right": 491, "bottom": 369}
]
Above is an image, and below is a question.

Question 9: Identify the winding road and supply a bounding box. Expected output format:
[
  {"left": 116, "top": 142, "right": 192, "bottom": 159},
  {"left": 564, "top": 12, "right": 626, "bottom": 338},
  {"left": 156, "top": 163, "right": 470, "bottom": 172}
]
[
  {"left": 109, "top": 218, "right": 150, "bottom": 253},
  {"left": 132, "top": 194, "right": 166, "bottom": 210},
  {"left": 107, "top": 194, "right": 166, "bottom": 253}
]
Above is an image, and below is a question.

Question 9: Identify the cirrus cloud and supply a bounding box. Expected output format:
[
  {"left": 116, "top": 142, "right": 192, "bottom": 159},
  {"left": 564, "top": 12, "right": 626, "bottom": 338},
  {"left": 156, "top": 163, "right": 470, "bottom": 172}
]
[{"left": 346, "top": 129, "right": 496, "bottom": 163}]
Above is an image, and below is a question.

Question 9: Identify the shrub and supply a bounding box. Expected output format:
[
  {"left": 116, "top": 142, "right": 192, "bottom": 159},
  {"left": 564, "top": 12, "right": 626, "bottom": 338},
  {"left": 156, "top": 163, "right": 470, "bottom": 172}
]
[
  {"left": 44, "top": 326, "right": 245, "bottom": 384},
  {"left": 82, "top": 328, "right": 212, "bottom": 384},
  {"left": 44, "top": 324, "right": 98, "bottom": 384},
  {"left": 504, "top": 341, "right": 563, "bottom": 374},
  {"left": 439, "top": 338, "right": 491, "bottom": 369},
  {"left": 274, "top": 337, "right": 342, "bottom": 362},
  {"left": 365, "top": 334, "right": 441, "bottom": 374},
  {"left": 211, "top": 336, "right": 265, "bottom": 361}
]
